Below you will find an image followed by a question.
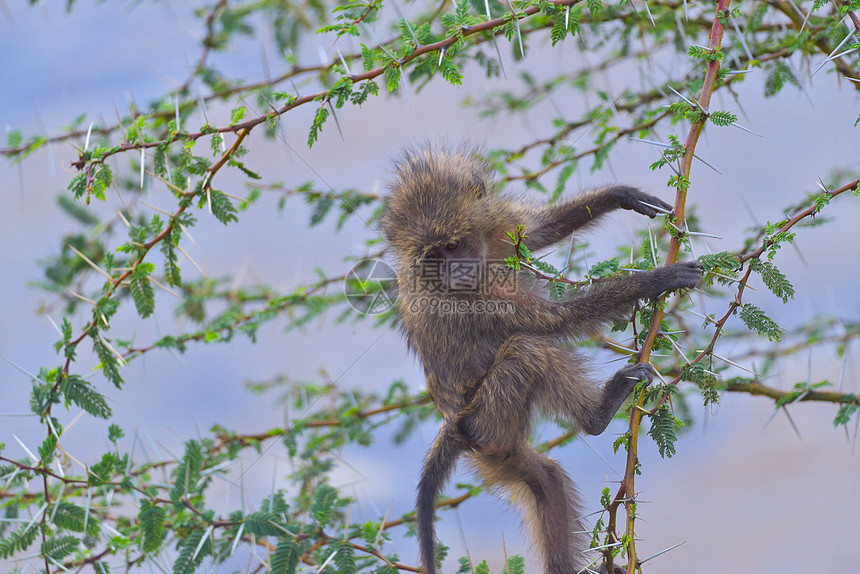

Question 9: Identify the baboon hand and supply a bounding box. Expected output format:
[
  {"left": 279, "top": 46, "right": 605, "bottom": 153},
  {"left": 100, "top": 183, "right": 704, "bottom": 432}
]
[
  {"left": 586, "top": 363, "right": 656, "bottom": 436},
  {"left": 614, "top": 187, "right": 673, "bottom": 218},
  {"left": 662, "top": 260, "right": 703, "bottom": 291},
  {"left": 616, "top": 363, "right": 654, "bottom": 393},
  {"left": 640, "top": 261, "right": 703, "bottom": 298}
]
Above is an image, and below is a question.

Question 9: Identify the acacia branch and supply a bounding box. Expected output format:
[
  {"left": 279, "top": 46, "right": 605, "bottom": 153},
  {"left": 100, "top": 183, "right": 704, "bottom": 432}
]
[
  {"left": 609, "top": 2, "right": 733, "bottom": 571},
  {"left": 57, "top": 128, "right": 251, "bottom": 381},
  {"left": 63, "top": 0, "right": 584, "bottom": 172},
  {"left": 723, "top": 380, "right": 859, "bottom": 405},
  {"left": 768, "top": 0, "right": 860, "bottom": 93},
  {"left": 629, "top": 177, "right": 860, "bottom": 417}
]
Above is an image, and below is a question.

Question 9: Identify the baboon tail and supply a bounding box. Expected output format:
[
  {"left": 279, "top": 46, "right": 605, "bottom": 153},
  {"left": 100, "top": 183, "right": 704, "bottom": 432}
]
[
  {"left": 417, "top": 420, "right": 468, "bottom": 574},
  {"left": 469, "top": 445, "right": 589, "bottom": 574}
]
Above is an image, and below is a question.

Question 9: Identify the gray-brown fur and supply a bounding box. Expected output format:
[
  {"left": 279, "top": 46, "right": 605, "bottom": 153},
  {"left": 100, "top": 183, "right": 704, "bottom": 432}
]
[{"left": 381, "top": 145, "right": 702, "bottom": 574}]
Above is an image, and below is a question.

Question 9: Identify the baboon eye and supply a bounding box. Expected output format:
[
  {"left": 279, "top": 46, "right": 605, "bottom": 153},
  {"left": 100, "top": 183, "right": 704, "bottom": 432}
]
[{"left": 445, "top": 240, "right": 460, "bottom": 251}]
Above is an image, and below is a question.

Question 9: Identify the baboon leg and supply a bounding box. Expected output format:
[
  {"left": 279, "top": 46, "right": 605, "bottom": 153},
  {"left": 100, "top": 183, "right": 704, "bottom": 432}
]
[
  {"left": 469, "top": 446, "right": 588, "bottom": 574},
  {"left": 462, "top": 334, "right": 646, "bottom": 438},
  {"left": 527, "top": 345, "right": 652, "bottom": 436}
]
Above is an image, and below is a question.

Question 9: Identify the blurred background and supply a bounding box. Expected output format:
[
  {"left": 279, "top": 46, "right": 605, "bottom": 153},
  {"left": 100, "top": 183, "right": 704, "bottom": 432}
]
[{"left": 1, "top": 1, "right": 859, "bottom": 572}]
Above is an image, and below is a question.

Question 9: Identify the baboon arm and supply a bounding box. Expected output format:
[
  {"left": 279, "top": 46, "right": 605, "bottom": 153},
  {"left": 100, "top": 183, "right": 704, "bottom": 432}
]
[
  {"left": 509, "top": 283, "right": 639, "bottom": 337},
  {"left": 506, "top": 262, "right": 702, "bottom": 337},
  {"left": 526, "top": 186, "right": 672, "bottom": 250}
]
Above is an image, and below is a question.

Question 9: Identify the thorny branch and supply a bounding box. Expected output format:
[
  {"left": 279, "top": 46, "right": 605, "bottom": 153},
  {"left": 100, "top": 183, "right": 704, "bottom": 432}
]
[
  {"left": 642, "top": 177, "right": 860, "bottom": 412},
  {"left": 52, "top": 0, "right": 587, "bottom": 172},
  {"left": 608, "top": 1, "right": 733, "bottom": 571},
  {"left": 25, "top": 128, "right": 251, "bottom": 574}
]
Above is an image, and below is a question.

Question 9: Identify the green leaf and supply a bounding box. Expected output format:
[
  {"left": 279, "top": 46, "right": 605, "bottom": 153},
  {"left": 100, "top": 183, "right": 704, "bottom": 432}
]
[
  {"left": 243, "top": 512, "right": 291, "bottom": 537},
  {"left": 699, "top": 251, "right": 741, "bottom": 273},
  {"left": 209, "top": 189, "right": 239, "bottom": 224},
  {"left": 172, "top": 527, "right": 211, "bottom": 574},
  {"left": 91, "top": 164, "right": 113, "bottom": 201},
  {"left": 90, "top": 329, "right": 124, "bottom": 389},
  {"left": 139, "top": 500, "right": 166, "bottom": 552},
  {"left": 330, "top": 77, "right": 354, "bottom": 108},
  {"left": 764, "top": 61, "right": 800, "bottom": 97},
  {"left": 749, "top": 259, "right": 795, "bottom": 303},
  {"left": 350, "top": 80, "right": 379, "bottom": 106},
  {"left": 739, "top": 303, "right": 784, "bottom": 341},
  {"left": 271, "top": 538, "right": 300, "bottom": 574},
  {"left": 41, "top": 535, "right": 79, "bottom": 561},
  {"left": 589, "top": 257, "right": 619, "bottom": 278},
  {"left": 131, "top": 262, "right": 156, "bottom": 318},
  {"left": 440, "top": 57, "right": 464, "bottom": 86},
  {"left": 361, "top": 521, "right": 380, "bottom": 547},
  {"left": 68, "top": 173, "right": 88, "bottom": 200},
  {"left": 0, "top": 525, "right": 39, "bottom": 558},
  {"left": 6, "top": 129, "right": 23, "bottom": 147},
  {"left": 61, "top": 375, "right": 112, "bottom": 419},
  {"left": 436, "top": 542, "right": 450, "bottom": 567},
  {"left": 261, "top": 491, "right": 289, "bottom": 514},
  {"left": 834, "top": 403, "right": 857, "bottom": 427},
  {"left": 647, "top": 404, "right": 682, "bottom": 458},
  {"left": 308, "top": 103, "right": 329, "bottom": 148},
  {"left": 89, "top": 452, "right": 122, "bottom": 486},
  {"left": 681, "top": 363, "right": 719, "bottom": 405},
  {"left": 170, "top": 440, "right": 204, "bottom": 500},
  {"left": 308, "top": 195, "right": 334, "bottom": 226},
  {"left": 688, "top": 45, "right": 722, "bottom": 62},
  {"left": 273, "top": 91, "right": 297, "bottom": 105},
  {"left": 210, "top": 133, "right": 223, "bottom": 155},
  {"left": 383, "top": 64, "right": 401, "bottom": 93},
  {"left": 600, "top": 487, "right": 611, "bottom": 507},
  {"left": 231, "top": 106, "right": 246, "bottom": 124},
  {"left": 161, "top": 234, "right": 183, "bottom": 288},
  {"left": 39, "top": 434, "right": 57, "bottom": 464},
  {"left": 333, "top": 539, "right": 357, "bottom": 574},
  {"left": 61, "top": 318, "right": 73, "bottom": 346},
  {"left": 502, "top": 555, "right": 526, "bottom": 574},
  {"left": 360, "top": 44, "right": 375, "bottom": 72},
  {"left": 310, "top": 484, "right": 338, "bottom": 526},
  {"left": 154, "top": 144, "right": 168, "bottom": 176},
  {"left": 699, "top": 251, "right": 741, "bottom": 286},
  {"left": 228, "top": 157, "right": 262, "bottom": 180},
  {"left": 533, "top": 259, "right": 559, "bottom": 275},
  {"left": 550, "top": 17, "right": 567, "bottom": 46},
  {"left": 552, "top": 161, "right": 576, "bottom": 202},
  {"left": 51, "top": 501, "right": 101, "bottom": 537},
  {"left": 709, "top": 110, "right": 737, "bottom": 126},
  {"left": 688, "top": 45, "right": 711, "bottom": 60},
  {"left": 108, "top": 424, "right": 124, "bottom": 443}
]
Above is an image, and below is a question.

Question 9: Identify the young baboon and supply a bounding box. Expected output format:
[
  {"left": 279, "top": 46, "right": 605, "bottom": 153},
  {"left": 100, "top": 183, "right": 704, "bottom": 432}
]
[{"left": 381, "top": 145, "right": 702, "bottom": 574}]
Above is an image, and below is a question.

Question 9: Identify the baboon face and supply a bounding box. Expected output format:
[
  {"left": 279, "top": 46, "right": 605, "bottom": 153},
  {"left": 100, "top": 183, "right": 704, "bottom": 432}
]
[{"left": 415, "top": 234, "right": 490, "bottom": 292}]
